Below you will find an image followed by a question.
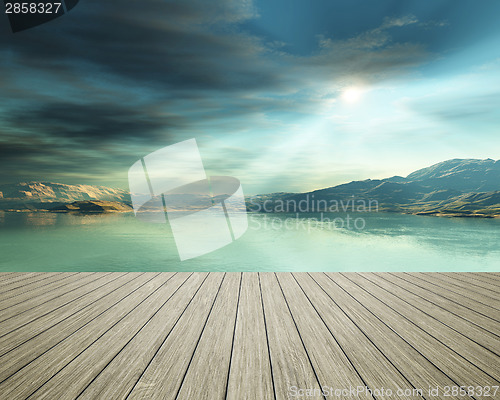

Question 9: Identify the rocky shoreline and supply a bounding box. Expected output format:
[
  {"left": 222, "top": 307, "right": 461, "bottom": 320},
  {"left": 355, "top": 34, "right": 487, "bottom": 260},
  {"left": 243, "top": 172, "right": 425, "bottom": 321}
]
[{"left": 413, "top": 210, "right": 500, "bottom": 218}]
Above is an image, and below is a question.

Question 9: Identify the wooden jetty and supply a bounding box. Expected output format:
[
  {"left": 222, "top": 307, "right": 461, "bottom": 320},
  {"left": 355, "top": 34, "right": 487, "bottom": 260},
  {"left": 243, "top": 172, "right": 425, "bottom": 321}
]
[{"left": 0, "top": 272, "right": 498, "bottom": 399}]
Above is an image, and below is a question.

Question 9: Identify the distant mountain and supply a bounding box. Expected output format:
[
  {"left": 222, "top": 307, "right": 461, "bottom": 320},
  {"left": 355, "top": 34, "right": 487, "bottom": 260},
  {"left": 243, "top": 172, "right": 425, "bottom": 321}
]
[
  {"left": 51, "top": 200, "right": 132, "bottom": 213},
  {"left": 405, "top": 158, "right": 500, "bottom": 192},
  {"left": 249, "top": 159, "right": 500, "bottom": 218},
  {"left": 2, "top": 159, "right": 500, "bottom": 217},
  {"left": 0, "top": 182, "right": 130, "bottom": 211}
]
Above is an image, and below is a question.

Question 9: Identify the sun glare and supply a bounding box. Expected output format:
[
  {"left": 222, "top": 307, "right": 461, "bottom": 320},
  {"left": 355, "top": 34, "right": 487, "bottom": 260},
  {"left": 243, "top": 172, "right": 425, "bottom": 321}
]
[{"left": 342, "top": 87, "right": 363, "bottom": 103}]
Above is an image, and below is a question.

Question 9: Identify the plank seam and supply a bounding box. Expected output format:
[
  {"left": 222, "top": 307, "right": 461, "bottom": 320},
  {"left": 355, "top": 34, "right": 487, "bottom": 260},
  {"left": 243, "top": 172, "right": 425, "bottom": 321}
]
[
  {"left": 440, "top": 273, "right": 500, "bottom": 295},
  {"left": 0, "top": 273, "right": 149, "bottom": 362},
  {"left": 408, "top": 273, "right": 500, "bottom": 312},
  {"left": 120, "top": 272, "right": 212, "bottom": 399},
  {"left": 355, "top": 274, "right": 500, "bottom": 360},
  {"left": 258, "top": 272, "right": 277, "bottom": 400},
  {"left": 0, "top": 273, "right": 45, "bottom": 287},
  {"left": 173, "top": 273, "right": 228, "bottom": 400},
  {"left": 0, "top": 272, "right": 152, "bottom": 383},
  {"left": 0, "top": 272, "right": 83, "bottom": 312},
  {"left": 430, "top": 274, "right": 500, "bottom": 301},
  {"left": 0, "top": 273, "right": 61, "bottom": 295},
  {"left": 73, "top": 273, "right": 205, "bottom": 400},
  {"left": 307, "top": 273, "right": 425, "bottom": 399},
  {"left": 292, "top": 273, "right": 389, "bottom": 400},
  {"left": 274, "top": 273, "right": 328, "bottom": 400},
  {"left": 393, "top": 273, "right": 500, "bottom": 323},
  {"left": 0, "top": 272, "right": 119, "bottom": 339},
  {"left": 23, "top": 273, "right": 186, "bottom": 399},
  {"left": 323, "top": 273, "right": 470, "bottom": 397},
  {"left": 373, "top": 273, "right": 500, "bottom": 340},
  {"left": 456, "top": 273, "right": 500, "bottom": 287},
  {"left": 224, "top": 272, "right": 243, "bottom": 400}
]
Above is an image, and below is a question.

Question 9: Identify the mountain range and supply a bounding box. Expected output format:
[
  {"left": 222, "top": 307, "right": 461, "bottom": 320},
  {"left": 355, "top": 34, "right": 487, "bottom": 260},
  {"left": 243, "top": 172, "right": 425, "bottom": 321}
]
[
  {"left": 1, "top": 159, "right": 499, "bottom": 217},
  {"left": 249, "top": 158, "right": 500, "bottom": 218},
  {"left": 0, "top": 182, "right": 131, "bottom": 212}
]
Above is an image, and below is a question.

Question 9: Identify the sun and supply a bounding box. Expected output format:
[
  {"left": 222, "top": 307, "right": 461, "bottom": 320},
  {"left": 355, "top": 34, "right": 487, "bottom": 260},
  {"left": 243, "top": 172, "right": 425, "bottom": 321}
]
[{"left": 342, "top": 87, "right": 363, "bottom": 103}]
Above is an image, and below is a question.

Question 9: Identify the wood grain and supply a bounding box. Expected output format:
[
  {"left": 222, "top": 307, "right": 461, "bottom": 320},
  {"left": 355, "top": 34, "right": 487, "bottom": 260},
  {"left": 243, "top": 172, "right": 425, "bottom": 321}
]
[{"left": 0, "top": 272, "right": 497, "bottom": 400}]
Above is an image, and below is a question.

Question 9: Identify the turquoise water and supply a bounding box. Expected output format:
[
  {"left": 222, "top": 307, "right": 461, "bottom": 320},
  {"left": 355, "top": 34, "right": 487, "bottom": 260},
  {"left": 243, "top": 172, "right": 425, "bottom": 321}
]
[{"left": 0, "top": 211, "right": 499, "bottom": 272}]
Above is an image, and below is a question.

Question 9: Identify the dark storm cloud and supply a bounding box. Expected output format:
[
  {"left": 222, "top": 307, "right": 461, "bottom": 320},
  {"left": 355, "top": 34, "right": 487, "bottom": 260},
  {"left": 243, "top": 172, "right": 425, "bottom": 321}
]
[
  {"left": 0, "top": 131, "right": 142, "bottom": 185},
  {"left": 7, "top": 102, "right": 181, "bottom": 146},
  {"left": 0, "top": 0, "right": 444, "bottom": 187},
  {"left": 0, "top": 0, "right": 434, "bottom": 97},
  {"left": 0, "top": 0, "right": 278, "bottom": 93},
  {"left": 0, "top": 100, "right": 186, "bottom": 184},
  {"left": 0, "top": 140, "right": 42, "bottom": 161}
]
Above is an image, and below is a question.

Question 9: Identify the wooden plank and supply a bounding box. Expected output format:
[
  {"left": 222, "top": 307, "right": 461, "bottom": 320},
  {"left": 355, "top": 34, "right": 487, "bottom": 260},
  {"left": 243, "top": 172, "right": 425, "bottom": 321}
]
[
  {"left": 12, "top": 273, "right": 194, "bottom": 400},
  {"left": 413, "top": 273, "right": 500, "bottom": 308},
  {"left": 401, "top": 273, "right": 500, "bottom": 321},
  {"left": 429, "top": 273, "right": 500, "bottom": 302},
  {"left": 0, "top": 272, "right": 160, "bottom": 383},
  {"left": 126, "top": 273, "right": 225, "bottom": 400},
  {"left": 0, "top": 272, "right": 18, "bottom": 282},
  {"left": 347, "top": 273, "right": 500, "bottom": 377},
  {"left": 0, "top": 273, "right": 127, "bottom": 353},
  {"left": 226, "top": 272, "right": 274, "bottom": 400},
  {"left": 76, "top": 273, "right": 208, "bottom": 400},
  {"left": 0, "top": 272, "right": 43, "bottom": 286},
  {"left": 0, "top": 272, "right": 82, "bottom": 310},
  {"left": 377, "top": 273, "right": 500, "bottom": 337},
  {"left": 311, "top": 273, "right": 460, "bottom": 398},
  {"left": 176, "top": 273, "right": 241, "bottom": 399},
  {"left": 331, "top": 273, "right": 499, "bottom": 388},
  {"left": 459, "top": 273, "right": 500, "bottom": 289},
  {"left": 0, "top": 273, "right": 59, "bottom": 294},
  {"left": 442, "top": 273, "right": 500, "bottom": 294},
  {"left": 293, "top": 273, "right": 430, "bottom": 399},
  {"left": 258, "top": 272, "right": 322, "bottom": 400},
  {"left": 475, "top": 273, "right": 500, "bottom": 282},
  {"left": 278, "top": 273, "right": 400, "bottom": 399},
  {"left": 0, "top": 272, "right": 497, "bottom": 400},
  {"left": 0, "top": 272, "right": 106, "bottom": 327}
]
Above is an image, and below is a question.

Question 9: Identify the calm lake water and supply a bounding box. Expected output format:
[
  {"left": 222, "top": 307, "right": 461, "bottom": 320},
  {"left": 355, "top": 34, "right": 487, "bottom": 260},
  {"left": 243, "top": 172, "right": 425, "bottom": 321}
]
[{"left": 0, "top": 211, "right": 499, "bottom": 272}]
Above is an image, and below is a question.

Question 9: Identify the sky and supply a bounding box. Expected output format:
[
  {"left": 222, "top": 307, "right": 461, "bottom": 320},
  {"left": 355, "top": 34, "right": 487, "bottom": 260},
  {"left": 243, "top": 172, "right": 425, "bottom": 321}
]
[{"left": 1, "top": 0, "right": 500, "bottom": 194}]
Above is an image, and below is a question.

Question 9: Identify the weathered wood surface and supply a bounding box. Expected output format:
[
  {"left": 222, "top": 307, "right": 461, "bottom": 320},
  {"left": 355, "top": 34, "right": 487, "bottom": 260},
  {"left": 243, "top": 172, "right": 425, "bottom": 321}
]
[{"left": 0, "top": 273, "right": 498, "bottom": 400}]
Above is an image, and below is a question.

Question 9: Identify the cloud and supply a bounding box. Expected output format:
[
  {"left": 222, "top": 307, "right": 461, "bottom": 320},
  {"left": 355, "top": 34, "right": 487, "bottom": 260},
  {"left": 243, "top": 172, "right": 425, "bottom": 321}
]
[
  {"left": 381, "top": 15, "right": 419, "bottom": 29},
  {"left": 305, "top": 15, "right": 430, "bottom": 86},
  {"left": 409, "top": 92, "right": 500, "bottom": 125},
  {"left": 0, "top": 130, "right": 142, "bottom": 185},
  {"left": 6, "top": 102, "right": 182, "bottom": 147},
  {"left": 0, "top": 0, "right": 275, "bottom": 94},
  {"left": 418, "top": 20, "right": 450, "bottom": 29},
  {"left": 0, "top": 3, "right": 433, "bottom": 101},
  {"left": 0, "top": 1, "right": 443, "bottom": 188}
]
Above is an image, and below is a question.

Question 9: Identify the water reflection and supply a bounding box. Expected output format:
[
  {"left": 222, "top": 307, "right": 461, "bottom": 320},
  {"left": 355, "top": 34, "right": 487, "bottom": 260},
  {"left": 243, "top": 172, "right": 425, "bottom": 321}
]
[
  {"left": 24, "top": 212, "right": 58, "bottom": 226},
  {"left": 0, "top": 210, "right": 132, "bottom": 228},
  {"left": 0, "top": 211, "right": 498, "bottom": 271},
  {"left": 247, "top": 212, "right": 500, "bottom": 257}
]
